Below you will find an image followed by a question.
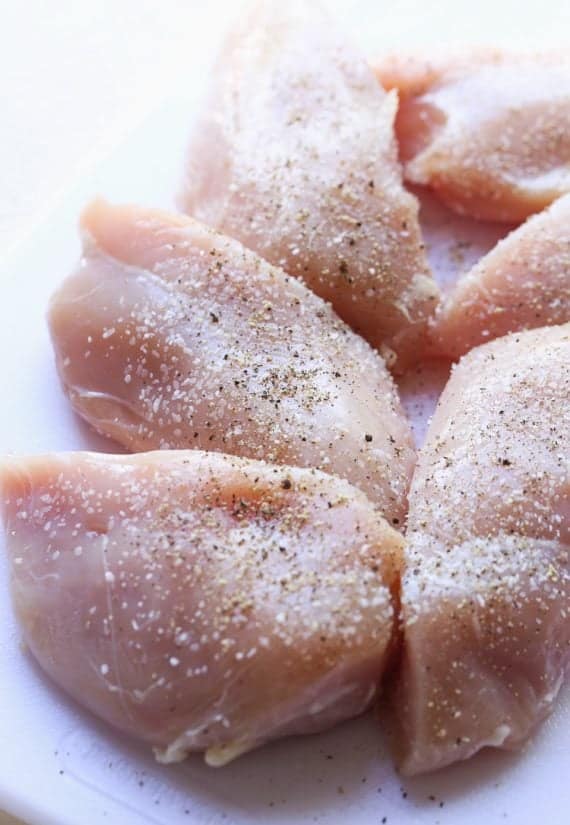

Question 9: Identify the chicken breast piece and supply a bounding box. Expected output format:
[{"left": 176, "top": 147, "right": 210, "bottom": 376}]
[
  {"left": 374, "top": 51, "right": 570, "bottom": 222},
  {"left": 181, "top": 1, "right": 439, "bottom": 368},
  {"left": 48, "top": 200, "right": 416, "bottom": 525},
  {"left": 431, "top": 194, "right": 570, "bottom": 359},
  {"left": 395, "top": 324, "right": 570, "bottom": 775},
  {"left": 1, "top": 450, "right": 403, "bottom": 765}
]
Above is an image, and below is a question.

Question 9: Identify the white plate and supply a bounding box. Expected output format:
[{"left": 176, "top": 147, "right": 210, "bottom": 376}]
[{"left": 1, "top": 3, "right": 569, "bottom": 823}]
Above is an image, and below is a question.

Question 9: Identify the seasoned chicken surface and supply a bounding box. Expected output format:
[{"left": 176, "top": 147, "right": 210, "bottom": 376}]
[
  {"left": 1, "top": 450, "right": 403, "bottom": 765},
  {"left": 48, "top": 200, "right": 415, "bottom": 524},
  {"left": 375, "top": 51, "right": 570, "bottom": 223},
  {"left": 395, "top": 325, "right": 570, "bottom": 775},
  {"left": 181, "top": 1, "right": 439, "bottom": 367},
  {"left": 432, "top": 193, "right": 570, "bottom": 359}
]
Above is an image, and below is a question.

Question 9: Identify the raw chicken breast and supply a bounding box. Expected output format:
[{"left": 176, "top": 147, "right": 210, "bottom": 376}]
[
  {"left": 1, "top": 450, "right": 403, "bottom": 765},
  {"left": 431, "top": 193, "right": 570, "bottom": 359},
  {"left": 181, "top": 1, "right": 439, "bottom": 367},
  {"left": 395, "top": 324, "right": 570, "bottom": 775},
  {"left": 48, "top": 200, "right": 416, "bottom": 525},
  {"left": 375, "top": 51, "right": 570, "bottom": 222}
]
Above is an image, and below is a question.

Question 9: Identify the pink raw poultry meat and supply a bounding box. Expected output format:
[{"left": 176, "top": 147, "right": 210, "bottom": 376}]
[
  {"left": 1, "top": 450, "right": 402, "bottom": 765},
  {"left": 431, "top": 193, "right": 570, "bottom": 359},
  {"left": 48, "top": 200, "right": 415, "bottom": 525},
  {"left": 395, "top": 324, "right": 570, "bottom": 774},
  {"left": 181, "top": 1, "right": 439, "bottom": 368},
  {"left": 375, "top": 51, "right": 570, "bottom": 223}
]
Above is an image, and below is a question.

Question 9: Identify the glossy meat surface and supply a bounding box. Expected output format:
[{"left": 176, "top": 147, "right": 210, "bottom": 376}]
[
  {"left": 432, "top": 193, "right": 570, "bottom": 359},
  {"left": 48, "top": 200, "right": 416, "bottom": 524},
  {"left": 182, "top": 1, "right": 439, "bottom": 366},
  {"left": 375, "top": 51, "right": 570, "bottom": 222},
  {"left": 1, "top": 450, "right": 403, "bottom": 765},
  {"left": 395, "top": 325, "right": 570, "bottom": 774}
]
